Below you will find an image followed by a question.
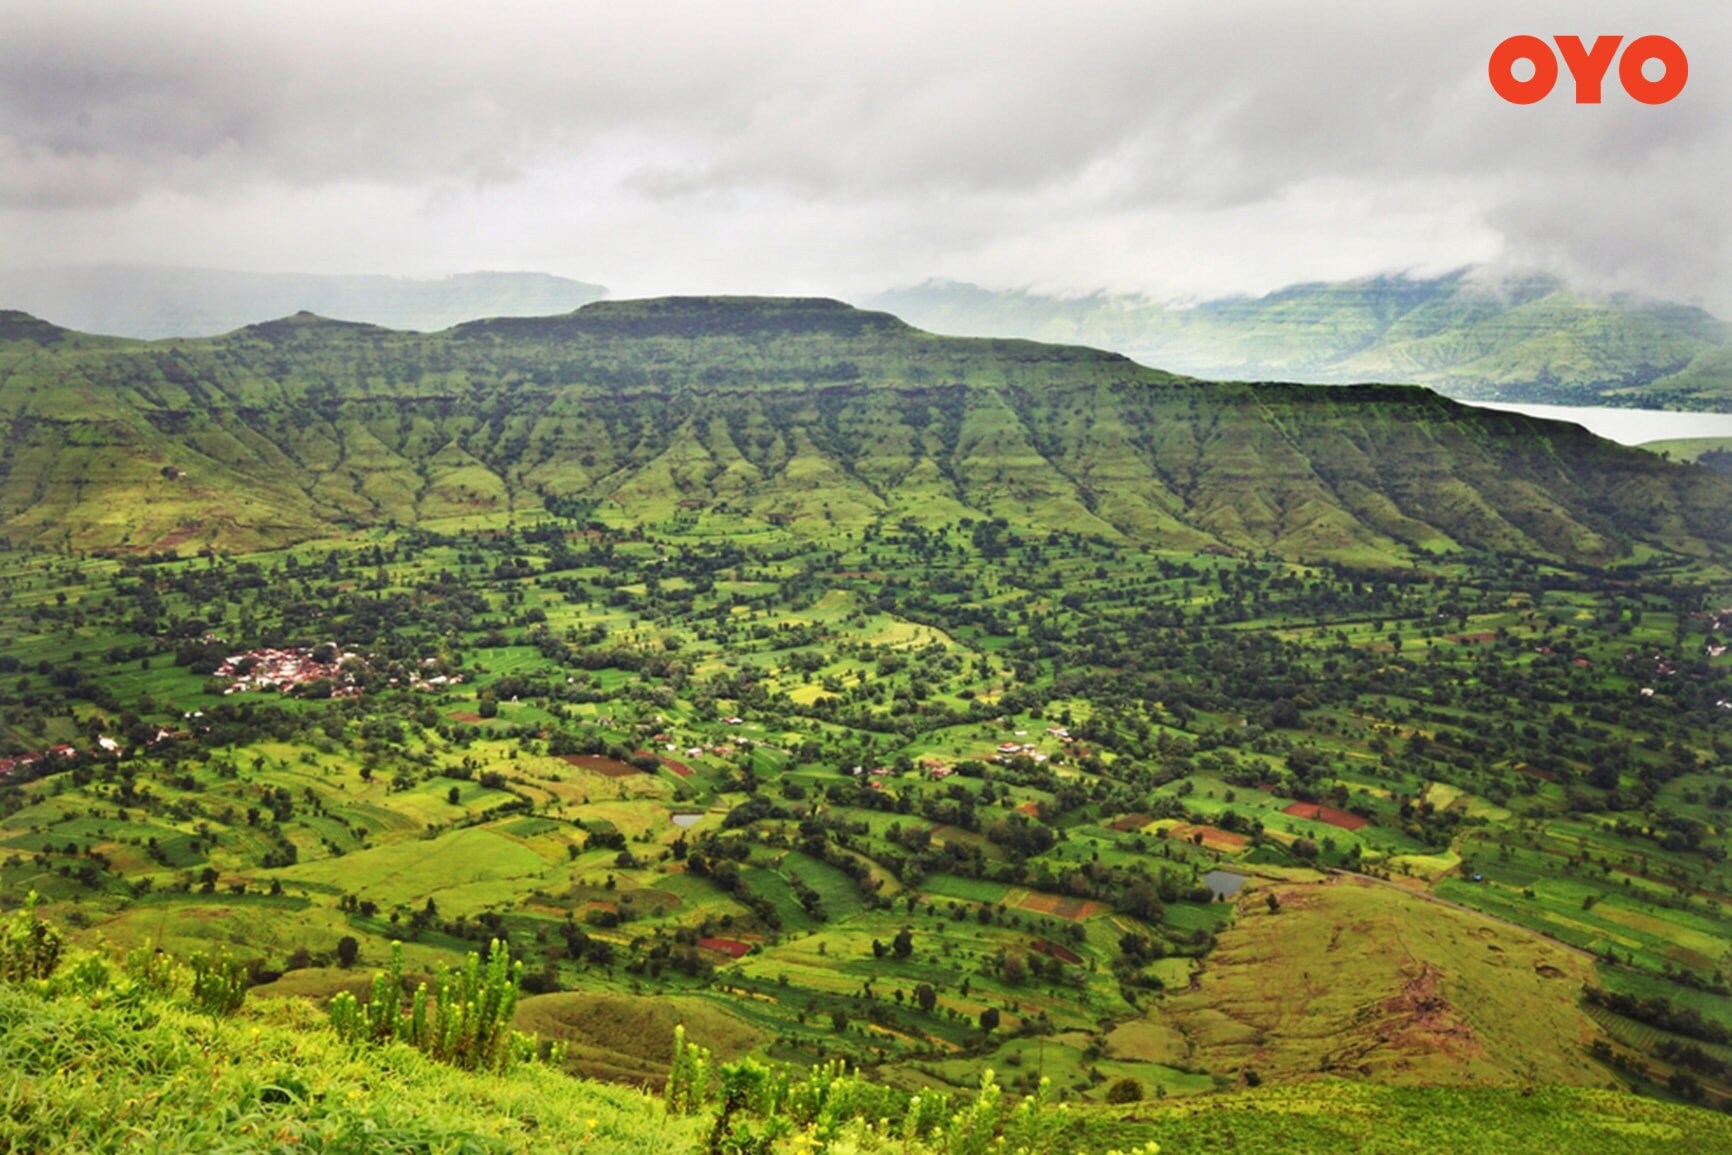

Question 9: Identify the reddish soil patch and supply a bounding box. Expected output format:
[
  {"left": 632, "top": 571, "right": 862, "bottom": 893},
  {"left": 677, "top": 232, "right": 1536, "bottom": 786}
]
[
  {"left": 1029, "top": 939, "right": 1082, "bottom": 965},
  {"left": 1513, "top": 763, "right": 1557, "bottom": 782},
  {"left": 1015, "top": 800, "right": 1041, "bottom": 817},
  {"left": 1015, "top": 892, "right": 1104, "bottom": 921},
  {"left": 560, "top": 754, "right": 642, "bottom": 778},
  {"left": 1446, "top": 631, "right": 1498, "bottom": 644},
  {"left": 698, "top": 937, "right": 752, "bottom": 959},
  {"left": 1281, "top": 802, "right": 1370, "bottom": 831},
  {"left": 1534, "top": 964, "right": 1565, "bottom": 979},
  {"left": 1107, "top": 813, "right": 1149, "bottom": 833},
  {"left": 653, "top": 754, "right": 695, "bottom": 779},
  {"left": 447, "top": 712, "right": 483, "bottom": 723},
  {"left": 1167, "top": 823, "right": 1250, "bottom": 851},
  {"left": 1380, "top": 963, "right": 1485, "bottom": 1061}
]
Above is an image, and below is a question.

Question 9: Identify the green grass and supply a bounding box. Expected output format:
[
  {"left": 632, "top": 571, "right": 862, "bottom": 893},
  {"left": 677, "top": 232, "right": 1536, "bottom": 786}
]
[
  {"left": 918, "top": 873, "right": 1011, "bottom": 904},
  {"left": 515, "top": 991, "right": 762, "bottom": 1084},
  {"left": 270, "top": 827, "right": 554, "bottom": 909},
  {"left": 1640, "top": 437, "right": 1732, "bottom": 461},
  {"left": 1087, "top": 1081, "right": 1732, "bottom": 1154},
  {"left": 0, "top": 963, "right": 700, "bottom": 1153}
]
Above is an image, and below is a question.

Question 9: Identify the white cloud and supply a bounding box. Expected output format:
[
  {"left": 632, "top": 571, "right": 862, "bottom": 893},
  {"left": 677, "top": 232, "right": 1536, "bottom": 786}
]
[{"left": 1, "top": 0, "right": 1726, "bottom": 309}]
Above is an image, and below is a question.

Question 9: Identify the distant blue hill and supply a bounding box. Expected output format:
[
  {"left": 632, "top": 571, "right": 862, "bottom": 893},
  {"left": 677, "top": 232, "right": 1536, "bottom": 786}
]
[{"left": 0, "top": 266, "right": 607, "bottom": 339}]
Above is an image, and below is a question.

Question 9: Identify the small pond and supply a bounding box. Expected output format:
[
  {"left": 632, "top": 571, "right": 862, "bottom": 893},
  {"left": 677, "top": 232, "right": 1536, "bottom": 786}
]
[{"left": 1202, "top": 869, "right": 1246, "bottom": 899}]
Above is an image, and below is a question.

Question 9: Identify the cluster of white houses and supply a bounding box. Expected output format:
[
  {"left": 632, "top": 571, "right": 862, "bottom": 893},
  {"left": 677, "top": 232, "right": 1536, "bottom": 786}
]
[{"left": 214, "top": 646, "right": 364, "bottom": 697}]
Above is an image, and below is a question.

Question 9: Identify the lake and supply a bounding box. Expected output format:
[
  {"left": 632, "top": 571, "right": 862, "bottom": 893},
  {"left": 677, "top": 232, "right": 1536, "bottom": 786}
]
[
  {"left": 1453, "top": 399, "right": 1732, "bottom": 447},
  {"left": 1202, "top": 869, "right": 1246, "bottom": 899}
]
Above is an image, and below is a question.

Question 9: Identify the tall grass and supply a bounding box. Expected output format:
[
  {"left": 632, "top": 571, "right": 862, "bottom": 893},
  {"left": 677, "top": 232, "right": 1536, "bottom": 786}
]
[
  {"left": 328, "top": 938, "right": 560, "bottom": 1073},
  {"left": 189, "top": 946, "right": 250, "bottom": 1018},
  {"left": 666, "top": 1029, "right": 1086, "bottom": 1155}
]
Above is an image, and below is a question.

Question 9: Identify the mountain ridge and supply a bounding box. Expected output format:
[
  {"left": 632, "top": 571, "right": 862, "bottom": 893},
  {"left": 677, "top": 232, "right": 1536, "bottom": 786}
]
[
  {"left": 864, "top": 269, "right": 1732, "bottom": 411},
  {"left": 0, "top": 297, "right": 1727, "bottom": 564}
]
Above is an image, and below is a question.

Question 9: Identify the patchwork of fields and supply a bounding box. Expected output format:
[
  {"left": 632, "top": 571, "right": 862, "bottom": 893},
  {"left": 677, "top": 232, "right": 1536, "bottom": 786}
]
[{"left": 2, "top": 465, "right": 1731, "bottom": 1119}]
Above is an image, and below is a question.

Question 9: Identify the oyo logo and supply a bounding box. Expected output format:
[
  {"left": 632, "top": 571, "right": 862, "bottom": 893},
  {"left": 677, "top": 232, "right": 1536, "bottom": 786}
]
[{"left": 1489, "top": 35, "right": 1687, "bottom": 104}]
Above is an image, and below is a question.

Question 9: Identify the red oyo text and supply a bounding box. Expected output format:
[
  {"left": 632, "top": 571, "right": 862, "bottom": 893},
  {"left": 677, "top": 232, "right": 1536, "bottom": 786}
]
[{"left": 1489, "top": 35, "right": 1687, "bottom": 104}]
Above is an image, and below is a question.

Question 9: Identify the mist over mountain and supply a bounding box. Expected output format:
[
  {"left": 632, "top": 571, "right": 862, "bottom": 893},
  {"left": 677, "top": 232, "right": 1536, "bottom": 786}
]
[
  {"left": 0, "top": 266, "right": 608, "bottom": 339},
  {"left": 1, "top": 296, "right": 1727, "bottom": 563},
  {"left": 865, "top": 269, "right": 1732, "bottom": 413}
]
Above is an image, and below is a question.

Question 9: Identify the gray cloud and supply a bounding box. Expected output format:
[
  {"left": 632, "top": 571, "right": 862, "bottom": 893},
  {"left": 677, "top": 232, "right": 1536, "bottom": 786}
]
[{"left": 1, "top": 0, "right": 1726, "bottom": 310}]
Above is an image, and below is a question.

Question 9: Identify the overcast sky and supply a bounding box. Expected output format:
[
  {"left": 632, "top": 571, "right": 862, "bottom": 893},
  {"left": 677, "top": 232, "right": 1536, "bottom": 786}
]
[{"left": 2, "top": 0, "right": 1727, "bottom": 310}]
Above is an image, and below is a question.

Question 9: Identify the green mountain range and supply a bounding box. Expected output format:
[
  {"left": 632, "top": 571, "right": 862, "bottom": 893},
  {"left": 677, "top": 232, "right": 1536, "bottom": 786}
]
[
  {"left": 10, "top": 264, "right": 1729, "bottom": 411},
  {"left": 0, "top": 266, "right": 607, "bottom": 339},
  {"left": 2, "top": 297, "right": 1728, "bottom": 564},
  {"left": 866, "top": 270, "right": 1732, "bottom": 412}
]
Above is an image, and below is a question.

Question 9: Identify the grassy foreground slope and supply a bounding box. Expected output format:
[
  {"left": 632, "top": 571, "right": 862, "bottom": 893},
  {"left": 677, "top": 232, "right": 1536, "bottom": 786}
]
[
  {"left": 5, "top": 953, "right": 1731, "bottom": 1155},
  {"left": 2, "top": 298, "right": 1730, "bottom": 562},
  {"left": 0, "top": 970, "right": 700, "bottom": 1154}
]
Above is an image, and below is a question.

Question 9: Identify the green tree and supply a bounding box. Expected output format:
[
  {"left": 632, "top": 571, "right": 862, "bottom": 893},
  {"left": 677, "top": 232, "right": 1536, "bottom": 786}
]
[{"left": 1105, "top": 1076, "right": 1144, "bottom": 1104}]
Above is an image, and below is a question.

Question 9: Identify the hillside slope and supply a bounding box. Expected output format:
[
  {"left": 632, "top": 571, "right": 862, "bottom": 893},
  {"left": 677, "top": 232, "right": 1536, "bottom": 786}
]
[
  {"left": 6, "top": 966, "right": 1729, "bottom": 1154},
  {"left": 1, "top": 298, "right": 1729, "bottom": 563}
]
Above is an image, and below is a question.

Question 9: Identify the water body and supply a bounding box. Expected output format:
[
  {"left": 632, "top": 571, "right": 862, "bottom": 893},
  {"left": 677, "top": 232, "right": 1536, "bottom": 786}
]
[
  {"left": 1453, "top": 399, "right": 1732, "bottom": 447},
  {"left": 1202, "top": 869, "right": 1246, "bottom": 899}
]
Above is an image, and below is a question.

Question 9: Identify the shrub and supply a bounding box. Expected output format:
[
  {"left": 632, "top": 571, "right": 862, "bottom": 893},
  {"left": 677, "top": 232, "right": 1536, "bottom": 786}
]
[
  {"left": 0, "top": 892, "right": 63, "bottom": 982},
  {"left": 56, "top": 953, "right": 112, "bottom": 998},
  {"left": 1105, "top": 1077, "right": 1144, "bottom": 1104},
  {"left": 122, "top": 939, "right": 180, "bottom": 994},
  {"left": 188, "top": 948, "right": 248, "bottom": 1017}
]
